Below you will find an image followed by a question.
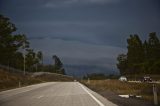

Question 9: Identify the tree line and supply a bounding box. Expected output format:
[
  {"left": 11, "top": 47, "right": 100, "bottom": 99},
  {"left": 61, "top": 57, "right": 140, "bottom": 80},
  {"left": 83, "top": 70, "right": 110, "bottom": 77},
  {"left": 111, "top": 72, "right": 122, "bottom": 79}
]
[
  {"left": 117, "top": 32, "right": 160, "bottom": 75},
  {"left": 0, "top": 14, "right": 65, "bottom": 75},
  {"left": 83, "top": 73, "right": 118, "bottom": 80}
]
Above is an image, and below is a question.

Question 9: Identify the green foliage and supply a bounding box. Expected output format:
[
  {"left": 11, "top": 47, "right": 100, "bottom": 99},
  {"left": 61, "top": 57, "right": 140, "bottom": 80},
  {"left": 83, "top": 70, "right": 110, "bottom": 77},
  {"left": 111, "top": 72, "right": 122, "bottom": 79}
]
[
  {"left": 0, "top": 14, "right": 41, "bottom": 72},
  {"left": 127, "top": 34, "right": 144, "bottom": 64},
  {"left": 148, "top": 32, "right": 160, "bottom": 60},
  {"left": 0, "top": 14, "right": 66, "bottom": 75},
  {"left": 0, "top": 15, "right": 28, "bottom": 67},
  {"left": 117, "top": 32, "right": 160, "bottom": 75},
  {"left": 25, "top": 49, "right": 39, "bottom": 71}
]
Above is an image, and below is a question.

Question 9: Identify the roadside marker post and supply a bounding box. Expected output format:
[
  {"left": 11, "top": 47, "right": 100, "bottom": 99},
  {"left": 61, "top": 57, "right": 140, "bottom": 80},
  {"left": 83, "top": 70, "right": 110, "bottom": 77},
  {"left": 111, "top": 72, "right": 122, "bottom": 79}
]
[
  {"left": 19, "top": 81, "right": 21, "bottom": 88},
  {"left": 87, "top": 78, "right": 90, "bottom": 84},
  {"left": 153, "top": 84, "right": 158, "bottom": 105},
  {"left": 23, "top": 41, "right": 26, "bottom": 75}
]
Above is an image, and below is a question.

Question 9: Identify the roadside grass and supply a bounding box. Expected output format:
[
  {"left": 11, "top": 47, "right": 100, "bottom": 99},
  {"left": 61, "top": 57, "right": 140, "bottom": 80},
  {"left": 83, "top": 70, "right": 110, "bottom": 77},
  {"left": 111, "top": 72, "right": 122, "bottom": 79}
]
[
  {"left": 34, "top": 73, "right": 74, "bottom": 82},
  {"left": 0, "top": 69, "right": 42, "bottom": 91},
  {"left": 82, "top": 80, "right": 160, "bottom": 103}
]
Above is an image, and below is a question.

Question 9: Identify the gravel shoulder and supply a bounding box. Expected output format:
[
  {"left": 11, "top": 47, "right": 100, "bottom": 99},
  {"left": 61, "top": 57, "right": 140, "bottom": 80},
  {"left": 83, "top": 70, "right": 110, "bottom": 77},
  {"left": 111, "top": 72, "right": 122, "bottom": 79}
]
[{"left": 96, "top": 90, "right": 154, "bottom": 106}]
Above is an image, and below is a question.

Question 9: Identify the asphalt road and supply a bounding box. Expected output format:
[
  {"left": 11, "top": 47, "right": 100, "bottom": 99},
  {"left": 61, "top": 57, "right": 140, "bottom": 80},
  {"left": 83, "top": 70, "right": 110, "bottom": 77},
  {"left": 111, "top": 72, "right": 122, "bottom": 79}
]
[{"left": 0, "top": 82, "right": 117, "bottom": 106}]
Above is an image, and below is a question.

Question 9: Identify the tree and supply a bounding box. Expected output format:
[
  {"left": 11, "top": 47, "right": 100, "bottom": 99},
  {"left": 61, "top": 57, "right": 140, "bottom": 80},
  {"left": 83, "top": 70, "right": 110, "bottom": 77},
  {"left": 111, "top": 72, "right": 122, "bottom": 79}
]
[
  {"left": 0, "top": 14, "right": 29, "bottom": 69},
  {"left": 0, "top": 14, "right": 46, "bottom": 73},
  {"left": 148, "top": 32, "right": 160, "bottom": 61},
  {"left": 25, "top": 49, "right": 39, "bottom": 72},
  {"left": 117, "top": 54, "right": 128, "bottom": 75},
  {"left": 34, "top": 51, "right": 43, "bottom": 72},
  {"left": 52, "top": 55, "right": 66, "bottom": 74},
  {"left": 143, "top": 40, "right": 149, "bottom": 60},
  {"left": 147, "top": 32, "right": 160, "bottom": 74},
  {"left": 52, "top": 55, "right": 63, "bottom": 70},
  {"left": 0, "top": 14, "right": 17, "bottom": 65},
  {"left": 117, "top": 32, "right": 160, "bottom": 75},
  {"left": 37, "top": 51, "right": 43, "bottom": 65},
  {"left": 127, "top": 34, "right": 144, "bottom": 64},
  {"left": 59, "top": 68, "right": 66, "bottom": 75},
  {"left": 126, "top": 34, "right": 145, "bottom": 74}
]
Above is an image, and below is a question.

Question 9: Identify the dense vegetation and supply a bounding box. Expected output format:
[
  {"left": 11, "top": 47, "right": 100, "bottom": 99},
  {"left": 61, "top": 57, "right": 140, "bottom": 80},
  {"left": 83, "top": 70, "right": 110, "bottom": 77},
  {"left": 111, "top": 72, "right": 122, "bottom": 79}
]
[
  {"left": 117, "top": 32, "right": 160, "bottom": 75},
  {"left": 0, "top": 14, "right": 65, "bottom": 74}
]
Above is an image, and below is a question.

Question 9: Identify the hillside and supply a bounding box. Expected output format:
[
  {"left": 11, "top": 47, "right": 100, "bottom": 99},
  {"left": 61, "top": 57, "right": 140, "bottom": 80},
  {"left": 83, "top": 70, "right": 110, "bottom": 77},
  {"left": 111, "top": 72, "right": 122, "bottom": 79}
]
[{"left": 0, "top": 68, "right": 74, "bottom": 91}]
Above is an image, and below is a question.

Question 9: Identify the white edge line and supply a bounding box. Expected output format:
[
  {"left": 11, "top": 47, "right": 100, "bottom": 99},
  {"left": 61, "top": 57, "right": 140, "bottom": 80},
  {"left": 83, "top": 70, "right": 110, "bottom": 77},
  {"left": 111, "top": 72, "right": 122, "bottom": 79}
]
[{"left": 78, "top": 83, "right": 105, "bottom": 106}]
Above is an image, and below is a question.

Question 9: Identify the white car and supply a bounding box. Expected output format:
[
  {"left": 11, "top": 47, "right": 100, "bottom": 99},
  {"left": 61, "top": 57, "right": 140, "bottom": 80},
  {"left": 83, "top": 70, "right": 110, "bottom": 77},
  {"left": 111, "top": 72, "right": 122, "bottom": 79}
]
[{"left": 119, "top": 76, "right": 127, "bottom": 82}]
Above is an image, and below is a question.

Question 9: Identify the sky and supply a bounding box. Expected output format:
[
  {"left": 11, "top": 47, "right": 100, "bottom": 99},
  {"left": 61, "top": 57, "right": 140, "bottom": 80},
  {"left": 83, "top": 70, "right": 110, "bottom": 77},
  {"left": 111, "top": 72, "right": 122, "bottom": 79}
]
[{"left": 0, "top": 0, "right": 160, "bottom": 77}]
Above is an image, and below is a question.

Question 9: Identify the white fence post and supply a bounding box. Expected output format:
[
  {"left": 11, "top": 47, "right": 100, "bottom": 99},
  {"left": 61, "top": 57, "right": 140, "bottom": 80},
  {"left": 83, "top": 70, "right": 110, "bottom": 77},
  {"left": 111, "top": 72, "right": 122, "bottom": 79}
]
[{"left": 153, "top": 84, "right": 158, "bottom": 105}]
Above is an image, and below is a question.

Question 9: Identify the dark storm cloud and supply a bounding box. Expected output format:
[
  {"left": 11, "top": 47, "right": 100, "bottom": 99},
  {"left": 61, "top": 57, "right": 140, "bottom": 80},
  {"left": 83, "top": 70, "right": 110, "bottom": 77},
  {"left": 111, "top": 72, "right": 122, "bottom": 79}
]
[
  {"left": 0, "top": 0, "right": 160, "bottom": 75},
  {"left": 29, "top": 38, "right": 126, "bottom": 70}
]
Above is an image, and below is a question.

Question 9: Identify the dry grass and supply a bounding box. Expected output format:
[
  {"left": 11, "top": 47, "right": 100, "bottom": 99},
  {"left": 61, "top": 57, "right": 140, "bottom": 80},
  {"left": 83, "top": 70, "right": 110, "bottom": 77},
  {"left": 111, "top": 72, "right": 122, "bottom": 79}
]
[
  {"left": 82, "top": 80, "right": 160, "bottom": 102},
  {"left": 0, "top": 69, "right": 73, "bottom": 91},
  {"left": 0, "top": 69, "right": 42, "bottom": 91}
]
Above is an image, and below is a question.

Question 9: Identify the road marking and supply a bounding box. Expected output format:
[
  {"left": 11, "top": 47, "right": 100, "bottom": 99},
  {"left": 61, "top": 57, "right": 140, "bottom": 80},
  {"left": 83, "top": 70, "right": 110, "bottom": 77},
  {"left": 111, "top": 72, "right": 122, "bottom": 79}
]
[
  {"left": 78, "top": 83, "right": 105, "bottom": 106},
  {"left": 119, "top": 95, "right": 129, "bottom": 98},
  {"left": 37, "top": 95, "right": 44, "bottom": 99}
]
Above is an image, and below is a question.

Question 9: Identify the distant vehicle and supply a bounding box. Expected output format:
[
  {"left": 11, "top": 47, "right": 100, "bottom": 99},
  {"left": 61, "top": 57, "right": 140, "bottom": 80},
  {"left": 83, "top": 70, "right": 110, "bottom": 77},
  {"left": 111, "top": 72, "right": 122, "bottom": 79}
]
[
  {"left": 141, "top": 76, "right": 152, "bottom": 82},
  {"left": 119, "top": 76, "right": 127, "bottom": 82}
]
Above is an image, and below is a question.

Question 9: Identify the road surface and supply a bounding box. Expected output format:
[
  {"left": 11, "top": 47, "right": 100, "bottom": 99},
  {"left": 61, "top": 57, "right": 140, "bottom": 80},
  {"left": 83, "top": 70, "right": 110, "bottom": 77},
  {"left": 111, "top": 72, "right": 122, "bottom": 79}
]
[{"left": 0, "top": 82, "right": 117, "bottom": 106}]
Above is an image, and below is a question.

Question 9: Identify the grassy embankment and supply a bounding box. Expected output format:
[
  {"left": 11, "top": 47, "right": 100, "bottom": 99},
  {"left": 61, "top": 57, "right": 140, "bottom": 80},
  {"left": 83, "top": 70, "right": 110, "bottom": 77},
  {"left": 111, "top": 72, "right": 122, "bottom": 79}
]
[
  {"left": 0, "top": 68, "right": 73, "bottom": 91},
  {"left": 82, "top": 79, "right": 160, "bottom": 103}
]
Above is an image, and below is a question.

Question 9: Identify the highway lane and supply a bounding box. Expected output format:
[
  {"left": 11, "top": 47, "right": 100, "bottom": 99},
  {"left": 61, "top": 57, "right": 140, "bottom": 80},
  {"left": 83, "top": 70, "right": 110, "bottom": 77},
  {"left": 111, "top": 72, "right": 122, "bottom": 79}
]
[{"left": 0, "top": 82, "right": 117, "bottom": 106}]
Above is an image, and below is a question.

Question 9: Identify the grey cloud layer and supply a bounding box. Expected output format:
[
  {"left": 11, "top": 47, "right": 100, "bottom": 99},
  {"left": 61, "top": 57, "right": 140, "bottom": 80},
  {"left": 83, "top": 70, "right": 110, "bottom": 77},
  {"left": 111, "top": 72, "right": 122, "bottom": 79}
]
[
  {"left": 30, "top": 38, "right": 126, "bottom": 75},
  {"left": 44, "top": 0, "right": 120, "bottom": 8},
  {"left": 30, "top": 38, "right": 126, "bottom": 68}
]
